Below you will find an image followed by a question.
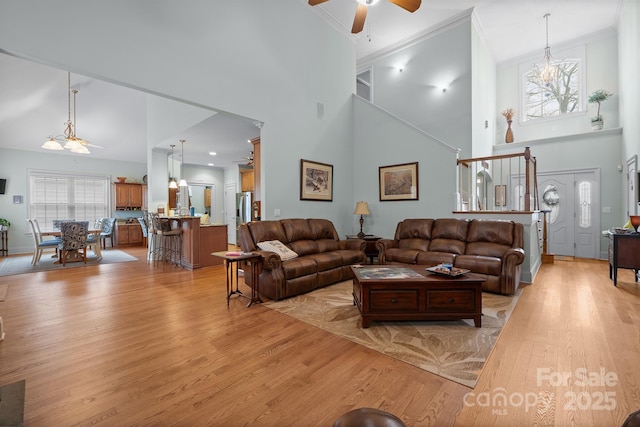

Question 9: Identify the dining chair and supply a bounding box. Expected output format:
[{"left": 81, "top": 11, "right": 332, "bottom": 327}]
[
  {"left": 136, "top": 216, "right": 148, "bottom": 248},
  {"left": 86, "top": 226, "right": 101, "bottom": 258},
  {"left": 27, "top": 219, "right": 61, "bottom": 265},
  {"left": 94, "top": 217, "right": 104, "bottom": 229},
  {"left": 58, "top": 221, "right": 89, "bottom": 266},
  {"left": 52, "top": 219, "right": 75, "bottom": 230},
  {"left": 99, "top": 218, "right": 116, "bottom": 249}
]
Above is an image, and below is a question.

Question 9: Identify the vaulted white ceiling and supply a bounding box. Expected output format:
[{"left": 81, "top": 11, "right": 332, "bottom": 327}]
[{"left": 0, "top": 0, "right": 622, "bottom": 167}]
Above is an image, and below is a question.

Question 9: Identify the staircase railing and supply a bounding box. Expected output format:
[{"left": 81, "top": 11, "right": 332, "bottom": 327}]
[{"left": 456, "top": 147, "right": 538, "bottom": 212}]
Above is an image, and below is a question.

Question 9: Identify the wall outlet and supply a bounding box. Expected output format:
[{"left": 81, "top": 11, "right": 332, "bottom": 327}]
[
  {"left": 602, "top": 206, "right": 611, "bottom": 213},
  {"left": 274, "top": 209, "right": 281, "bottom": 217}
]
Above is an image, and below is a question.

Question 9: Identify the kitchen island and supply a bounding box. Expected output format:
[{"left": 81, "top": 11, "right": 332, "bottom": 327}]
[{"left": 169, "top": 217, "right": 227, "bottom": 269}]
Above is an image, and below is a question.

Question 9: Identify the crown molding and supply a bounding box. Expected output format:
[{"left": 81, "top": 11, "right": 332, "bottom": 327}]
[{"left": 357, "top": 7, "right": 475, "bottom": 69}]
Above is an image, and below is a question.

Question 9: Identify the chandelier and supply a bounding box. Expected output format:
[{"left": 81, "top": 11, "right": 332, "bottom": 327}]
[
  {"left": 535, "top": 13, "right": 558, "bottom": 86},
  {"left": 42, "top": 72, "right": 91, "bottom": 154}
]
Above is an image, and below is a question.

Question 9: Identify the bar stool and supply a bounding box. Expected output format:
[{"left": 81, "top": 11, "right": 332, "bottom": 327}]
[
  {"left": 143, "top": 212, "right": 159, "bottom": 262},
  {"left": 152, "top": 215, "right": 182, "bottom": 268}
]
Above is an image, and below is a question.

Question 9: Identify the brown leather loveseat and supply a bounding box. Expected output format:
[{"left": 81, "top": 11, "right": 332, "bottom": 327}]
[
  {"left": 237, "top": 218, "right": 366, "bottom": 300},
  {"left": 377, "top": 218, "right": 525, "bottom": 295}
]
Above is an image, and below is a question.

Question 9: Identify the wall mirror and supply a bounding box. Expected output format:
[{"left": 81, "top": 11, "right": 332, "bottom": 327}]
[{"left": 187, "top": 183, "right": 215, "bottom": 223}]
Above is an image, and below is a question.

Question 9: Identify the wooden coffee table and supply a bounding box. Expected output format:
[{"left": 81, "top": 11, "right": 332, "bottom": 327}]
[{"left": 351, "top": 265, "right": 485, "bottom": 328}]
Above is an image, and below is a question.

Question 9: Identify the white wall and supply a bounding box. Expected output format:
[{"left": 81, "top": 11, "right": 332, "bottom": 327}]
[
  {"left": 353, "top": 97, "right": 459, "bottom": 238},
  {"left": 0, "top": 0, "right": 356, "bottom": 235},
  {"left": 618, "top": 0, "right": 640, "bottom": 216},
  {"left": 470, "top": 13, "right": 496, "bottom": 158},
  {"left": 358, "top": 11, "right": 474, "bottom": 157}
]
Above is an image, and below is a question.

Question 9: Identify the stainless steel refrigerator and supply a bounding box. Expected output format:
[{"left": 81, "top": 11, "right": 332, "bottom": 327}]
[{"left": 236, "top": 191, "right": 253, "bottom": 242}]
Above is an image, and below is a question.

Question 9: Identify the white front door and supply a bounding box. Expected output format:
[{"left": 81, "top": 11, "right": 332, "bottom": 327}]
[
  {"left": 537, "top": 170, "right": 599, "bottom": 258},
  {"left": 224, "top": 182, "right": 237, "bottom": 245}
]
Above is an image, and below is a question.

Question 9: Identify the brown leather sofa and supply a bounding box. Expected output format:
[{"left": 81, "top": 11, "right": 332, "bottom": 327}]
[
  {"left": 237, "top": 218, "right": 366, "bottom": 300},
  {"left": 377, "top": 218, "right": 525, "bottom": 295}
]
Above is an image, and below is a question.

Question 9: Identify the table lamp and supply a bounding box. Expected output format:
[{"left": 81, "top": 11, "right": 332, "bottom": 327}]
[{"left": 353, "top": 201, "right": 370, "bottom": 238}]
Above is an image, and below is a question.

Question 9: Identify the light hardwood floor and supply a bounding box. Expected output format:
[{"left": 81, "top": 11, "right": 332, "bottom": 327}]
[{"left": 0, "top": 248, "right": 639, "bottom": 426}]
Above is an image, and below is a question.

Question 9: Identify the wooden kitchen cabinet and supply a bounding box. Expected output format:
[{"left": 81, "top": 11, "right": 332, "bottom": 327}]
[
  {"left": 116, "top": 223, "right": 143, "bottom": 246},
  {"left": 115, "top": 183, "right": 143, "bottom": 210},
  {"left": 142, "top": 184, "right": 148, "bottom": 210},
  {"left": 168, "top": 187, "right": 178, "bottom": 209},
  {"left": 608, "top": 232, "right": 640, "bottom": 286},
  {"left": 250, "top": 137, "right": 261, "bottom": 201},
  {"left": 241, "top": 170, "right": 254, "bottom": 192}
]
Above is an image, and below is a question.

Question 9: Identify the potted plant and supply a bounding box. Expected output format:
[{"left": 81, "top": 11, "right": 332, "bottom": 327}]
[
  {"left": 588, "top": 89, "right": 613, "bottom": 130},
  {"left": 0, "top": 218, "right": 10, "bottom": 231}
]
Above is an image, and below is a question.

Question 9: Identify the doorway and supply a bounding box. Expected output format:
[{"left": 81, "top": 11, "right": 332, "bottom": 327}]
[{"left": 536, "top": 170, "right": 600, "bottom": 258}]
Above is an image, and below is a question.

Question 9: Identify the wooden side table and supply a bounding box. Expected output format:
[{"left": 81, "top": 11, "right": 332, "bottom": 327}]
[
  {"left": 346, "top": 235, "right": 381, "bottom": 264},
  {"left": 211, "top": 251, "right": 263, "bottom": 307},
  {"left": 608, "top": 232, "right": 640, "bottom": 286},
  {"left": 0, "top": 230, "right": 7, "bottom": 257}
]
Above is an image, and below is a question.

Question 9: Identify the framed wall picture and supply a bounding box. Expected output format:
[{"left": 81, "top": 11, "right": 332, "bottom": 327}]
[
  {"left": 300, "top": 159, "right": 333, "bottom": 201},
  {"left": 495, "top": 184, "right": 507, "bottom": 207},
  {"left": 379, "top": 162, "right": 419, "bottom": 201}
]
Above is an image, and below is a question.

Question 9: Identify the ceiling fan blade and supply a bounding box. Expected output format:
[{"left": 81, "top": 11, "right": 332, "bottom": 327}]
[
  {"left": 351, "top": 4, "right": 367, "bottom": 34},
  {"left": 308, "top": 0, "right": 329, "bottom": 5},
  {"left": 388, "top": 0, "right": 421, "bottom": 13}
]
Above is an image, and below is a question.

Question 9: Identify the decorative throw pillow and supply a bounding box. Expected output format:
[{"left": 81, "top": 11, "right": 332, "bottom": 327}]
[{"left": 257, "top": 240, "right": 298, "bottom": 261}]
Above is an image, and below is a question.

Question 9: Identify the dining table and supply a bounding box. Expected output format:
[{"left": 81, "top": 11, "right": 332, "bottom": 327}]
[{"left": 41, "top": 228, "right": 103, "bottom": 263}]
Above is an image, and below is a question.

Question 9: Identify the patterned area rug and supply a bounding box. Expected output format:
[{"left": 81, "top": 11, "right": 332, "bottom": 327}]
[
  {"left": 264, "top": 280, "right": 522, "bottom": 388},
  {"left": 0, "top": 250, "right": 138, "bottom": 277}
]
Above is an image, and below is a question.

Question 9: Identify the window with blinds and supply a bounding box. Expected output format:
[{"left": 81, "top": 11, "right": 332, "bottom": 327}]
[{"left": 28, "top": 170, "right": 110, "bottom": 230}]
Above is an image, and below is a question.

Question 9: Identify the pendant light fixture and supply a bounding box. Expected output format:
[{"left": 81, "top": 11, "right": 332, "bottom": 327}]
[
  {"left": 178, "top": 139, "right": 188, "bottom": 187},
  {"left": 65, "top": 89, "right": 90, "bottom": 154},
  {"left": 168, "top": 144, "right": 178, "bottom": 189},
  {"left": 535, "top": 13, "right": 558, "bottom": 86},
  {"left": 42, "top": 72, "right": 90, "bottom": 154}
]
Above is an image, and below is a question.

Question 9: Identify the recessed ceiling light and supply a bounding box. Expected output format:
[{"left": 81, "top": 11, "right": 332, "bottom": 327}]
[
  {"left": 209, "top": 151, "right": 217, "bottom": 156},
  {"left": 207, "top": 163, "right": 214, "bottom": 166}
]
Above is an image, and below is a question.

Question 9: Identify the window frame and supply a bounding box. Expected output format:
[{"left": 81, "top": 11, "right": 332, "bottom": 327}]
[
  {"left": 517, "top": 45, "right": 587, "bottom": 125},
  {"left": 27, "top": 169, "right": 111, "bottom": 230}
]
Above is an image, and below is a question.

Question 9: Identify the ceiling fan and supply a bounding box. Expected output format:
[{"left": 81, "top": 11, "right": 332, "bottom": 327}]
[
  {"left": 308, "top": 0, "right": 421, "bottom": 34},
  {"left": 233, "top": 151, "right": 254, "bottom": 166}
]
